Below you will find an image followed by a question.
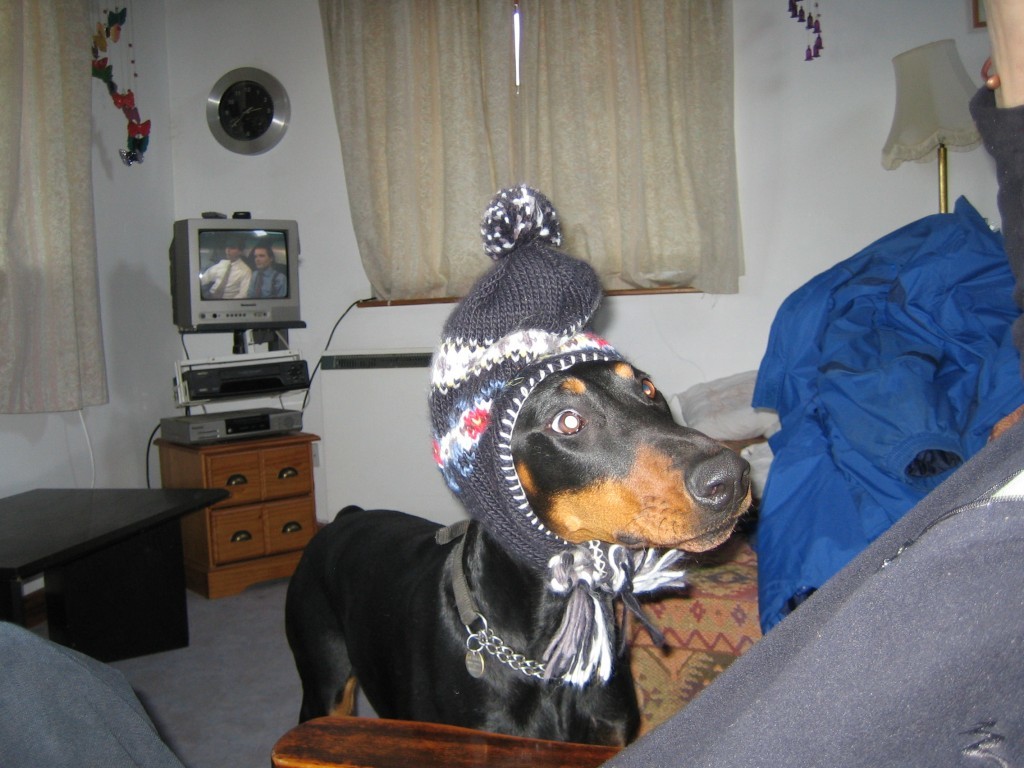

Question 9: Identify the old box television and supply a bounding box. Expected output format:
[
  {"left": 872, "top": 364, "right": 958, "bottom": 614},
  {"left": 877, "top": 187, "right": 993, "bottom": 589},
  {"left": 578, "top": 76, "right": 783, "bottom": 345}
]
[{"left": 170, "top": 218, "right": 304, "bottom": 333}]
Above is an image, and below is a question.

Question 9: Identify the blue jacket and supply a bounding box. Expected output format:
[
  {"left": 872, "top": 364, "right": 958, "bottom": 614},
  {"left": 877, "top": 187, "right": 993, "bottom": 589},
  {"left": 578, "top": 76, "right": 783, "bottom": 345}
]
[{"left": 752, "top": 197, "right": 1024, "bottom": 631}]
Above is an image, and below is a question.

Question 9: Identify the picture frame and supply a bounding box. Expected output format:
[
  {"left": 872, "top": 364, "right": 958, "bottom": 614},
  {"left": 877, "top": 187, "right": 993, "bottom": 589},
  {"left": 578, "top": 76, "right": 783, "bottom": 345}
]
[{"left": 972, "top": 0, "right": 987, "bottom": 28}]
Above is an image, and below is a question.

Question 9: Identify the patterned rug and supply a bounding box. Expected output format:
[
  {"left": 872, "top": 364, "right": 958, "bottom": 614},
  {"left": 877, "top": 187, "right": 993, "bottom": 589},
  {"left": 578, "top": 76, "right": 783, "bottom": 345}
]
[{"left": 628, "top": 534, "right": 761, "bottom": 734}]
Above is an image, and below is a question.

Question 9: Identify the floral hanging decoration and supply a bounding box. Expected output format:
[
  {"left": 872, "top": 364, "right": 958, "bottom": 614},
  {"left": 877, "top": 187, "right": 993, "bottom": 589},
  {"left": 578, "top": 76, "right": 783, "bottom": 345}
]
[{"left": 91, "top": 6, "right": 151, "bottom": 165}]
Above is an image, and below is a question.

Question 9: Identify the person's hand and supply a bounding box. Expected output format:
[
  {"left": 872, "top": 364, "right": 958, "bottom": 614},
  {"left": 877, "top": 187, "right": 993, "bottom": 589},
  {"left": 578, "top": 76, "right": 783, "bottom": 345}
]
[
  {"left": 990, "top": 402, "right": 1024, "bottom": 441},
  {"left": 983, "top": 0, "right": 1024, "bottom": 107}
]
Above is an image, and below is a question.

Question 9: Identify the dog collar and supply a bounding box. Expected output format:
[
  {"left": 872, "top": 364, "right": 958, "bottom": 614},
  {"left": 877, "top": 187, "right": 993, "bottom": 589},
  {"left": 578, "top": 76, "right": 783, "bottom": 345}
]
[
  {"left": 436, "top": 521, "right": 690, "bottom": 686},
  {"left": 436, "top": 521, "right": 548, "bottom": 681}
]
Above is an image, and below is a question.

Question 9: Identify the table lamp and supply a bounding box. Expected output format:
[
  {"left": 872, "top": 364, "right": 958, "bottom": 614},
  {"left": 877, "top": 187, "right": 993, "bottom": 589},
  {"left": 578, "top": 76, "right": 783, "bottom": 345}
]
[{"left": 881, "top": 39, "right": 981, "bottom": 213}]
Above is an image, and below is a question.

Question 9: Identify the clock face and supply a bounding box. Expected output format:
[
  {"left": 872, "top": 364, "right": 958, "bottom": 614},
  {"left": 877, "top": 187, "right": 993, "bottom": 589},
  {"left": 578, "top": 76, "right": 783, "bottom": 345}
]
[
  {"left": 207, "top": 68, "right": 290, "bottom": 155},
  {"left": 218, "top": 80, "right": 275, "bottom": 141}
]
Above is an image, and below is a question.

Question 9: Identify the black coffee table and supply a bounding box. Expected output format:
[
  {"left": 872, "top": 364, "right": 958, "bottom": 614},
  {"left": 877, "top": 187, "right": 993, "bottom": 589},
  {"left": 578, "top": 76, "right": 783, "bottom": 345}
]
[{"left": 0, "top": 487, "right": 227, "bottom": 661}]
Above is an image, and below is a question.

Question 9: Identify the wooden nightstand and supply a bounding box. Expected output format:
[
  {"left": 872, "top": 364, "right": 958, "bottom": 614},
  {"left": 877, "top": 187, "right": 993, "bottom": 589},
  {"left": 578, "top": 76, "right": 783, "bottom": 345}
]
[{"left": 157, "top": 432, "right": 319, "bottom": 598}]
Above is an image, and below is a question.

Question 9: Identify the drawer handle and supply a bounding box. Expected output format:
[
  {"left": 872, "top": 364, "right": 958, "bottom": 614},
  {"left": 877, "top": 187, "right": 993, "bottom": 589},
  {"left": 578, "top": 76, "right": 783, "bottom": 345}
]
[
  {"left": 282, "top": 521, "right": 303, "bottom": 534},
  {"left": 226, "top": 474, "right": 249, "bottom": 487},
  {"left": 230, "top": 530, "right": 253, "bottom": 543},
  {"left": 278, "top": 467, "right": 299, "bottom": 479}
]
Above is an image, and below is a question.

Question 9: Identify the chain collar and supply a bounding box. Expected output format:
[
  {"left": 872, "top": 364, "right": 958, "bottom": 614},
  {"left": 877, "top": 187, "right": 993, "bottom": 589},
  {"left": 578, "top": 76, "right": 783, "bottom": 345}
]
[
  {"left": 465, "top": 616, "right": 547, "bottom": 680},
  {"left": 436, "top": 521, "right": 550, "bottom": 681},
  {"left": 436, "top": 521, "right": 689, "bottom": 685}
]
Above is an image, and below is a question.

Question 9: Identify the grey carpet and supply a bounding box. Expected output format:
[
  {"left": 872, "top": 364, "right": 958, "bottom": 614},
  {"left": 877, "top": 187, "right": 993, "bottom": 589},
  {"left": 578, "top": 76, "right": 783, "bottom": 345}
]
[{"left": 109, "top": 578, "right": 301, "bottom": 768}]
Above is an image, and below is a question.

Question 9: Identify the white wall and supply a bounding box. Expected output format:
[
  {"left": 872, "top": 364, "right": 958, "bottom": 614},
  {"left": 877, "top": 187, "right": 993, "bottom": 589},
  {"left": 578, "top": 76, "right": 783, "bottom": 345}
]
[{"left": 0, "top": 1, "right": 1001, "bottom": 526}]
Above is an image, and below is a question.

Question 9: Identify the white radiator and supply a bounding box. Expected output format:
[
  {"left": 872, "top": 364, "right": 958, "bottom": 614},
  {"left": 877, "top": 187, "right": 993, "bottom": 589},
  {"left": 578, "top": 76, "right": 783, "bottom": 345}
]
[{"left": 320, "top": 350, "right": 467, "bottom": 527}]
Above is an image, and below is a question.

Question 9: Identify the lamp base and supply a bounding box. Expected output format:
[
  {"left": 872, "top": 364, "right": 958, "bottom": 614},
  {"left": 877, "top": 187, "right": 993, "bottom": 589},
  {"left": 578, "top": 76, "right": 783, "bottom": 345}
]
[{"left": 938, "top": 143, "right": 949, "bottom": 213}]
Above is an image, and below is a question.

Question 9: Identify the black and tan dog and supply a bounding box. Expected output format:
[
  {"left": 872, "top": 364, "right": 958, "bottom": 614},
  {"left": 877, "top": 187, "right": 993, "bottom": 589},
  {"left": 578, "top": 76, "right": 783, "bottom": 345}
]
[{"left": 285, "top": 359, "right": 750, "bottom": 745}]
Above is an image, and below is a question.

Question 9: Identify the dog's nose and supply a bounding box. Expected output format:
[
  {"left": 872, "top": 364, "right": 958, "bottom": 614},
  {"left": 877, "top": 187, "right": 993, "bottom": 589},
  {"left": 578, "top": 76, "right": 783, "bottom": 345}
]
[{"left": 686, "top": 449, "right": 750, "bottom": 510}]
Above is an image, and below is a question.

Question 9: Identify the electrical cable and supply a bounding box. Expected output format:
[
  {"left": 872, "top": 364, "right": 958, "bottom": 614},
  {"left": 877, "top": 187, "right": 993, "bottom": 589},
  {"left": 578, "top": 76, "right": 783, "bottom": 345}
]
[
  {"left": 144, "top": 421, "right": 161, "bottom": 489},
  {"left": 77, "top": 409, "right": 97, "bottom": 488},
  {"left": 301, "top": 297, "right": 373, "bottom": 411}
]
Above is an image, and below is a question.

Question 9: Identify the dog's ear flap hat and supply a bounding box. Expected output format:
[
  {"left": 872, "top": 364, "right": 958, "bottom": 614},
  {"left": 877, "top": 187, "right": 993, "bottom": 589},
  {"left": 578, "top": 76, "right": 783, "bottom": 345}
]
[{"left": 429, "top": 186, "right": 624, "bottom": 572}]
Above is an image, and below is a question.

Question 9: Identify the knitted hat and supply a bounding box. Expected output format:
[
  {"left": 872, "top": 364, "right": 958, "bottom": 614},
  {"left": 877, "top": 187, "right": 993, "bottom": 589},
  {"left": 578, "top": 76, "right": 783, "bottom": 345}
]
[
  {"left": 429, "top": 187, "right": 688, "bottom": 685},
  {"left": 429, "top": 186, "right": 624, "bottom": 572}
]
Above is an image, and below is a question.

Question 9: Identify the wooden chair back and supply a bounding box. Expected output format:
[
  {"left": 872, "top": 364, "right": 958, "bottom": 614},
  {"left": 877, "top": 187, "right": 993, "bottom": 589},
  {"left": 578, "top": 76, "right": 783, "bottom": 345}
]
[{"left": 272, "top": 716, "right": 620, "bottom": 768}]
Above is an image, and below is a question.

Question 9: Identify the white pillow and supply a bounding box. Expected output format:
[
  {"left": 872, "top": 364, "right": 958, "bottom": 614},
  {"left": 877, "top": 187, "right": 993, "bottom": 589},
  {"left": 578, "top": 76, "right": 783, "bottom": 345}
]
[
  {"left": 669, "top": 371, "right": 780, "bottom": 441},
  {"left": 741, "top": 440, "right": 775, "bottom": 499}
]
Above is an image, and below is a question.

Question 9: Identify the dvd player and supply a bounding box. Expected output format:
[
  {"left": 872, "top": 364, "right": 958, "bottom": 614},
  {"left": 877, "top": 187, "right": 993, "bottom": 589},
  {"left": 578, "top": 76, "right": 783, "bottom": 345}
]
[{"left": 160, "top": 408, "right": 303, "bottom": 445}]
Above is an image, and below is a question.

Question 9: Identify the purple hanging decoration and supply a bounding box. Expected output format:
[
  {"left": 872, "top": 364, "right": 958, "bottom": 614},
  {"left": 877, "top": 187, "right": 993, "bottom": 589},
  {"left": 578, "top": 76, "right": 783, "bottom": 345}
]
[
  {"left": 788, "top": 0, "right": 824, "bottom": 62},
  {"left": 810, "top": 4, "right": 824, "bottom": 61}
]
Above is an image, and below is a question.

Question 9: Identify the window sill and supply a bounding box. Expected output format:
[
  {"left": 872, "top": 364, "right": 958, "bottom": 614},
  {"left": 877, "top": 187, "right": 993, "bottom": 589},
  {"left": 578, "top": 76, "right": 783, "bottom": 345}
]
[{"left": 356, "top": 286, "right": 700, "bottom": 308}]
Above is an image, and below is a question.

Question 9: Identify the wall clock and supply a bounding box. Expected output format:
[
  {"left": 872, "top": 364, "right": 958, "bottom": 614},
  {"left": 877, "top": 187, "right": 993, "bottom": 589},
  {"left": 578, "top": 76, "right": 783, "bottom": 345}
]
[{"left": 207, "top": 67, "right": 290, "bottom": 155}]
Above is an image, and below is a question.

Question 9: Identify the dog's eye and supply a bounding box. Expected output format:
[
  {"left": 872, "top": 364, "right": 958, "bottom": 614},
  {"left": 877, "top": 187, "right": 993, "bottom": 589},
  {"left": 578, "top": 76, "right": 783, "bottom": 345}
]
[
  {"left": 641, "top": 378, "right": 657, "bottom": 400},
  {"left": 551, "top": 409, "right": 585, "bottom": 435}
]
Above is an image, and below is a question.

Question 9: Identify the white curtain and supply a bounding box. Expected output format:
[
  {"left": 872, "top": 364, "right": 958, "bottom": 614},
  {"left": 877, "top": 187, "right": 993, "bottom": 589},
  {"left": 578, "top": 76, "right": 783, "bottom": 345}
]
[
  {"left": 0, "top": 0, "right": 108, "bottom": 413},
  {"left": 320, "top": 0, "right": 741, "bottom": 300}
]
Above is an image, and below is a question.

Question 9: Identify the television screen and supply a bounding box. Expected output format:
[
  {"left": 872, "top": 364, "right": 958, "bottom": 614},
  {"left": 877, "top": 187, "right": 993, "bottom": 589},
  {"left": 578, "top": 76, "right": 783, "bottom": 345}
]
[
  {"left": 171, "top": 218, "right": 303, "bottom": 333},
  {"left": 198, "top": 228, "right": 290, "bottom": 300}
]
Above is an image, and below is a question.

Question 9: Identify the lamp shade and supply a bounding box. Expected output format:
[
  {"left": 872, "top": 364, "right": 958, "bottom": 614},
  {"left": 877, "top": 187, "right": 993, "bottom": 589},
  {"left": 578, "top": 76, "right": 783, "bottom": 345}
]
[{"left": 881, "top": 39, "right": 981, "bottom": 170}]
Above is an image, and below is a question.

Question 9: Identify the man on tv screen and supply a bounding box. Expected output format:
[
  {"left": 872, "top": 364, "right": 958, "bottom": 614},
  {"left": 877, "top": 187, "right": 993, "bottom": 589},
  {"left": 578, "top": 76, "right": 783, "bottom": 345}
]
[
  {"left": 200, "top": 234, "right": 252, "bottom": 299},
  {"left": 247, "top": 239, "right": 288, "bottom": 298}
]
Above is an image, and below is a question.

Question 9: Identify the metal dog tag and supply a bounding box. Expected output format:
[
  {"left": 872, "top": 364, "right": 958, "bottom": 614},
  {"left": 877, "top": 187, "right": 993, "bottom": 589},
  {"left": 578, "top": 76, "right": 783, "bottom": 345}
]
[{"left": 465, "top": 650, "right": 485, "bottom": 678}]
